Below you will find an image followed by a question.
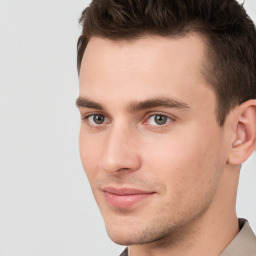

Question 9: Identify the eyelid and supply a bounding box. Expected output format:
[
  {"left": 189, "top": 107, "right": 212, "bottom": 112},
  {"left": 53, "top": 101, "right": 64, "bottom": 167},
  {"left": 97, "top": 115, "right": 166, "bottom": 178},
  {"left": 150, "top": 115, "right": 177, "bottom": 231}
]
[
  {"left": 82, "top": 112, "right": 110, "bottom": 127},
  {"left": 81, "top": 111, "right": 105, "bottom": 120},
  {"left": 143, "top": 112, "right": 176, "bottom": 126}
]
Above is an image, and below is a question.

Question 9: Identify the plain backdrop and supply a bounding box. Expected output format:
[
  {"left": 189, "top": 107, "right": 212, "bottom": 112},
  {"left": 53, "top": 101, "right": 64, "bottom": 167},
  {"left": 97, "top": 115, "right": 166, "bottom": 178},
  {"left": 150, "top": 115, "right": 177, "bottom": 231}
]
[{"left": 0, "top": 0, "right": 255, "bottom": 255}]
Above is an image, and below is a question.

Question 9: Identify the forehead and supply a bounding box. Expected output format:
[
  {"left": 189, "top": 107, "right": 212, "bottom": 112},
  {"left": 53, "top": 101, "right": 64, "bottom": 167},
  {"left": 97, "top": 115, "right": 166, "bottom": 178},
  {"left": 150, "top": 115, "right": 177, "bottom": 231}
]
[
  {"left": 80, "top": 34, "right": 207, "bottom": 79},
  {"left": 79, "top": 34, "right": 215, "bottom": 113}
]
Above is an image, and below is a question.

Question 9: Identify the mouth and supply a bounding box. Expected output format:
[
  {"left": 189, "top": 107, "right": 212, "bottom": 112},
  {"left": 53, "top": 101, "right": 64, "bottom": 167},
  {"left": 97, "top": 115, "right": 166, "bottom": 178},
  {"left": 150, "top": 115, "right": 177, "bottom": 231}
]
[{"left": 103, "top": 187, "right": 155, "bottom": 209}]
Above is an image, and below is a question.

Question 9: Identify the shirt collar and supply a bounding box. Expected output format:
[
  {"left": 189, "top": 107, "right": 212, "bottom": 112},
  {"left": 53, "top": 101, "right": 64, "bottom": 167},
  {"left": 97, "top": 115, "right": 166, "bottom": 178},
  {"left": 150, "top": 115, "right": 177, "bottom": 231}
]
[{"left": 220, "top": 218, "right": 256, "bottom": 256}]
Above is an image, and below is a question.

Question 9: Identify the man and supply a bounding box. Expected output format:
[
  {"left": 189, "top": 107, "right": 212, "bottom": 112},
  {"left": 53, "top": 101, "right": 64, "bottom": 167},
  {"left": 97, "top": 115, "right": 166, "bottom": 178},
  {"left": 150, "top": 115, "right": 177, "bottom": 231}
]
[{"left": 76, "top": 0, "right": 256, "bottom": 255}]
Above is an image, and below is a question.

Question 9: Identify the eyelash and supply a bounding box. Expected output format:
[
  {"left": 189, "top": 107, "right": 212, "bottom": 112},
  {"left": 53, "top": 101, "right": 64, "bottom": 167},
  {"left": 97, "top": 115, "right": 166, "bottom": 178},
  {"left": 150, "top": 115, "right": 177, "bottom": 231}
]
[
  {"left": 142, "top": 114, "right": 173, "bottom": 127},
  {"left": 84, "top": 114, "right": 109, "bottom": 126},
  {"left": 82, "top": 112, "right": 175, "bottom": 129}
]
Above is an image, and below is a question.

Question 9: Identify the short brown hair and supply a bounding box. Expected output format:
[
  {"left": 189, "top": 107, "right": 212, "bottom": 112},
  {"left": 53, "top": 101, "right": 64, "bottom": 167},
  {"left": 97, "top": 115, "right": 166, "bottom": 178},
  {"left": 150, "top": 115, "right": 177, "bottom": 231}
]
[{"left": 77, "top": 0, "right": 256, "bottom": 125}]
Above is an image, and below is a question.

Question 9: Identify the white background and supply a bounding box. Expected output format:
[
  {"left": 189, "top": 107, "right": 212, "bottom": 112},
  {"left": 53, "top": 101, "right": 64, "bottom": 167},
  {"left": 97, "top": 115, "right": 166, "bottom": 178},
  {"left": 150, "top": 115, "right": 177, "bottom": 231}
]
[{"left": 0, "top": 1, "right": 255, "bottom": 255}]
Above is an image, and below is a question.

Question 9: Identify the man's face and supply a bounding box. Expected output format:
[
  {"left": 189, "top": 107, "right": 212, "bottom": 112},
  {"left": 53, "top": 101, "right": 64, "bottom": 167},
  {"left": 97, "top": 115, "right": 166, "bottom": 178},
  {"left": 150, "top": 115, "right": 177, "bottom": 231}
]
[{"left": 78, "top": 35, "right": 229, "bottom": 245}]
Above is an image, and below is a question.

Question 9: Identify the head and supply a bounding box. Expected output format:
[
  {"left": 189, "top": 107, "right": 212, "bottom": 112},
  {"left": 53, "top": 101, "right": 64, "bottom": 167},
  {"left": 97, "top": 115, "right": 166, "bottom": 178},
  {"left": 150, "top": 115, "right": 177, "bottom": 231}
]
[{"left": 77, "top": 0, "right": 256, "bottom": 247}]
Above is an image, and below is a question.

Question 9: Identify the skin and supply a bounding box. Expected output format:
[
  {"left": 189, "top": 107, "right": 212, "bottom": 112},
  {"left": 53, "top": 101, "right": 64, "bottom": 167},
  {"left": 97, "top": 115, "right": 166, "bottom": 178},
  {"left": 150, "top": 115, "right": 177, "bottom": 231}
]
[{"left": 77, "top": 34, "right": 256, "bottom": 256}]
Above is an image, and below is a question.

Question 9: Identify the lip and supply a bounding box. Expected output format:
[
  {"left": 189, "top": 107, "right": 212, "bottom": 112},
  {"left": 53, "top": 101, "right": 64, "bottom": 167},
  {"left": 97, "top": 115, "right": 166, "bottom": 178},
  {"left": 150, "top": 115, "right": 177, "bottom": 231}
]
[{"left": 103, "top": 187, "right": 155, "bottom": 208}]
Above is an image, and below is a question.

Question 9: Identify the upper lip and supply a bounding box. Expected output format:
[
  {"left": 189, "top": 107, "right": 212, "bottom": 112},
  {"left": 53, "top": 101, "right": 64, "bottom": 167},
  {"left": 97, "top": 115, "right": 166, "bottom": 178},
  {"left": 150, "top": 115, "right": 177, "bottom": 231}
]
[{"left": 103, "top": 186, "right": 155, "bottom": 196}]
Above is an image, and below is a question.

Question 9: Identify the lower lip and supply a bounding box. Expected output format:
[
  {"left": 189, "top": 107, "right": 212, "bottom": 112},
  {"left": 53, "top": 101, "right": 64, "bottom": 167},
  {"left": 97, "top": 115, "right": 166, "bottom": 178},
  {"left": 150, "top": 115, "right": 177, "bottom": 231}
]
[{"left": 104, "top": 192, "right": 154, "bottom": 208}]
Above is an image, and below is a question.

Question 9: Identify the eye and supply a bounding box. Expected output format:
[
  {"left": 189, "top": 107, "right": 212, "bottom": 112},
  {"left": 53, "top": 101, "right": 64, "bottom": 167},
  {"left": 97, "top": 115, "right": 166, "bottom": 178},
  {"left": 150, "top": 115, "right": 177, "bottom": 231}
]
[
  {"left": 86, "top": 114, "right": 108, "bottom": 125},
  {"left": 147, "top": 114, "right": 172, "bottom": 126}
]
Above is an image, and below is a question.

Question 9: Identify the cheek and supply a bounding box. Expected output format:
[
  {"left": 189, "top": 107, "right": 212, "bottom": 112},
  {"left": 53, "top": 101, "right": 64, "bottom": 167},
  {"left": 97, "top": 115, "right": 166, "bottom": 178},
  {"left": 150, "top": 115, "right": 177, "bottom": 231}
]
[
  {"left": 142, "top": 124, "right": 224, "bottom": 198},
  {"left": 79, "top": 130, "right": 103, "bottom": 180}
]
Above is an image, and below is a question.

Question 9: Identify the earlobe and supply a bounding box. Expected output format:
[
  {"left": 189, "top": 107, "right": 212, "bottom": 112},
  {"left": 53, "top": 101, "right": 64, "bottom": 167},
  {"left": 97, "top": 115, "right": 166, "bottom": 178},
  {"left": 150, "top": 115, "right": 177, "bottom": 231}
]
[{"left": 227, "top": 100, "right": 256, "bottom": 165}]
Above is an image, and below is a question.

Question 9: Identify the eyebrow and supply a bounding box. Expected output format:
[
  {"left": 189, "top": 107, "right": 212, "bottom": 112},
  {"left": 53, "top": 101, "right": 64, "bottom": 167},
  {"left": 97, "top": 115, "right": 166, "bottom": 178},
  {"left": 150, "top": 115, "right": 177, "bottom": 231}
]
[
  {"left": 76, "top": 97, "right": 103, "bottom": 110},
  {"left": 76, "top": 96, "right": 191, "bottom": 112},
  {"left": 128, "top": 97, "right": 191, "bottom": 112}
]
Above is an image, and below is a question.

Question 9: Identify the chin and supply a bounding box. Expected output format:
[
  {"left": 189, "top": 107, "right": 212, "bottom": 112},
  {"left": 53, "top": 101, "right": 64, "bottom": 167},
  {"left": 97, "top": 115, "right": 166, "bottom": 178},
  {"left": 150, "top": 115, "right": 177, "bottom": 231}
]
[
  {"left": 107, "top": 232, "right": 134, "bottom": 245},
  {"left": 105, "top": 223, "right": 135, "bottom": 245},
  {"left": 105, "top": 221, "right": 148, "bottom": 245},
  {"left": 104, "top": 220, "right": 172, "bottom": 246}
]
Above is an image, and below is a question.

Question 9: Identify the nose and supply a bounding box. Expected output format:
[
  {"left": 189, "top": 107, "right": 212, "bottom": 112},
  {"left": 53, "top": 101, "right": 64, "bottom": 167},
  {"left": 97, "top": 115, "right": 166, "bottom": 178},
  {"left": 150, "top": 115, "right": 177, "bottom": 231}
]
[{"left": 100, "top": 125, "right": 141, "bottom": 174}]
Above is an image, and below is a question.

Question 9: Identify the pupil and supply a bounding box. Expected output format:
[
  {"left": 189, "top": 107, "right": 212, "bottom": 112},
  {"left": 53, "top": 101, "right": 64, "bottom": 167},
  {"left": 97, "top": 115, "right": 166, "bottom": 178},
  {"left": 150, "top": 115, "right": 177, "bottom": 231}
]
[
  {"left": 93, "top": 115, "right": 104, "bottom": 124},
  {"left": 155, "top": 115, "right": 167, "bottom": 125}
]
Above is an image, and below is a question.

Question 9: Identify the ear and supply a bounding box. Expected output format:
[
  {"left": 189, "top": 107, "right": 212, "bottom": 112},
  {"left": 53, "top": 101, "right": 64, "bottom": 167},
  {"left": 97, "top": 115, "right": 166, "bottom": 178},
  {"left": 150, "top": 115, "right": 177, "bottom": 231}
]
[{"left": 227, "top": 99, "right": 256, "bottom": 165}]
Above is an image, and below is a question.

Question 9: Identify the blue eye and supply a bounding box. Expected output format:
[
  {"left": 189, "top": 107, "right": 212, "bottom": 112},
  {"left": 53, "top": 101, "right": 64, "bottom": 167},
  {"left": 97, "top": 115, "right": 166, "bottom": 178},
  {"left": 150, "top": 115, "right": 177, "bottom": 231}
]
[
  {"left": 147, "top": 114, "right": 171, "bottom": 126},
  {"left": 87, "top": 114, "right": 107, "bottom": 125}
]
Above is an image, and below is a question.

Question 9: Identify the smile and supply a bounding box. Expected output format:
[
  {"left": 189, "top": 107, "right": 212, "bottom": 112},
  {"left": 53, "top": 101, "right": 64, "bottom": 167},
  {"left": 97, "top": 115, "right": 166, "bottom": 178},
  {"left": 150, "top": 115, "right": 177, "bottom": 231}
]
[{"left": 103, "top": 187, "right": 155, "bottom": 209}]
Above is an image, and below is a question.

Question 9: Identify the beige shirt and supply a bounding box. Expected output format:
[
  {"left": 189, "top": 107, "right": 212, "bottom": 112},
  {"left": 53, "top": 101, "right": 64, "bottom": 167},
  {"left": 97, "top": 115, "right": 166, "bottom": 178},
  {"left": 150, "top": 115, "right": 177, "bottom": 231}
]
[
  {"left": 119, "top": 219, "right": 256, "bottom": 256},
  {"left": 220, "top": 218, "right": 256, "bottom": 256}
]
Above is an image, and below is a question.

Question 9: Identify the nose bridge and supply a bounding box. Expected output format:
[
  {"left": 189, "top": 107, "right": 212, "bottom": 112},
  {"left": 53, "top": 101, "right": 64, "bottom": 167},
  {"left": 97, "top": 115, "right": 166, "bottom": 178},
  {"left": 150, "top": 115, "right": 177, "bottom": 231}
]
[{"left": 101, "top": 122, "right": 141, "bottom": 174}]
